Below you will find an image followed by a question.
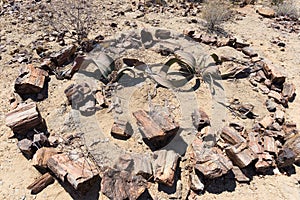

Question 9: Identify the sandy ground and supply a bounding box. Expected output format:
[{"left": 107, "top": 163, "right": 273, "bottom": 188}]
[{"left": 0, "top": 0, "right": 300, "bottom": 199}]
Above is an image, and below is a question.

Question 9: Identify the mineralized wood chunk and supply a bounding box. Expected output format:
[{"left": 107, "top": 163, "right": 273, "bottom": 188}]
[
  {"left": 192, "top": 139, "right": 233, "bottom": 179},
  {"left": 232, "top": 166, "right": 250, "bottom": 182},
  {"left": 133, "top": 110, "right": 179, "bottom": 148},
  {"left": 111, "top": 119, "right": 131, "bottom": 138},
  {"left": 263, "top": 136, "right": 277, "bottom": 154},
  {"left": 32, "top": 147, "right": 59, "bottom": 169},
  {"left": 5, "top": 102, "right": 43, "bottom": 134},
  {"left": 133, "top": 110, "right": 165, "bottom": 138},
  {"left": 101, "top": 168, "right": 147, "bottom": 200},
  {"left": 47, "top": 154, "right": 99, "bottom": 193},
  {"left": 225, "top": 143, "right": 257, "bottom": 168},
  {"left": 282, "top": 82, "right": 296, "bottom": 101},
  {"left": 153, "top": 150, "right": 179, "bottom": 187},
  {"left": 255, "top": 152, "right": 275, "bottom": 173},
  {"left": 268, "top": 90, "right": 283, "bottom": 104},
  {"left": 221, "top": 126, "right": 246, "bottom": 145},
  {"left": 248, "top": 132, "right": 264, "bottom": 154},
  {"left": 50, "top": 45, "right": 77, "bottom": 66},
  {"left": 27, "top": 173, "right": 54, "bottom": 194},
  {"left": 14, "top": 64, "right": 48, "bottom": 94},
  {"left": 262, "top": 61, "right": 286, "bottom": 85},
  {"left": 259, "top": 115, "right": 274, "bottom": 129},
  {"left": 132, "top": 155, "right": 152, "bottom": 179}
]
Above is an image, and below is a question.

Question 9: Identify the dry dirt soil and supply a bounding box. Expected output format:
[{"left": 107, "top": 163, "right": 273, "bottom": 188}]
[{"left": 0, "top": 0, "right": 300, "bottom": 200}]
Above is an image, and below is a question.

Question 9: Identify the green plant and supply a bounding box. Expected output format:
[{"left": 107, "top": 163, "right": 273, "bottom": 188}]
[{"left": 202, "top": 0, "right": 231, "bottom": 31}]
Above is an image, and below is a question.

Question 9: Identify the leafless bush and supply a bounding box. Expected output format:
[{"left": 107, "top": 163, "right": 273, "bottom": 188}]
[
  {"left": 202, "top": 0, "right": 231, "bottom": 31},
  {"left": 275, "top": 0, "right": 299, "bottom": 19},
  {"left": 41, "top": 0, "right": 96, "bottom": 45}
]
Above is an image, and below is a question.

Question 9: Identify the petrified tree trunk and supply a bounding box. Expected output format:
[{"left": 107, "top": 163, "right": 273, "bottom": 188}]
[
  {"left": 101, "top": 168, "right": 147, "bottom": 200},
  {"left": 5, "top": 102, "right": 43, "bottom": 135},
  {"left": 133, "top": 110, "right": 179, "bottom": 149},
  {"left": 221, "top": 126, "right": 246, "bottom": 145},
  {"left": 262, "top": 61, "right": 286, "bottom": 85},
  {"left": 27, "top": 173, "right": 54, "bottom": 194},
  {"left": 15, "top": 64, "right": 48, "bottom": 95},
  {"left": 47, "top": 154, "right": 99, "bottom": 193},
  {"left": 191, "top": 138, "right": 233, "bottom": 179},
  {"left": 153, "top": 150, "right": 179, "bottom": 187},
  {"left": 225, "top": 143, "right": 257, "bottom": 168},
  {"left": 50, "top": 45, "right": 77, "bottom": 66},
  {"left": 111, "top": 119, "right": 131, "bottom": 138}
]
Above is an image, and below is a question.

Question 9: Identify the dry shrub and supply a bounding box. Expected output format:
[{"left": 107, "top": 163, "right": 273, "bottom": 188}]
[
  {"left": 202, "top": 0, "right": 232, "bottom": 31},
  {"left": 275, "top": 0, "right": 299, "bottom": 19},
  {"left": 41, "top": 0, "right": 96, "bottom": 45}
]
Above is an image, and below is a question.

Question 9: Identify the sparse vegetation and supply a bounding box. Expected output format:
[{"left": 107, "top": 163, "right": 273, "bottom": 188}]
[
  {"left": 41, "top": 0, "right": 97, "bottom": 46},
  {"left": 275, "top": 0, "right": 299, "bottom": 19},
  {"left": 202, "top": 0, "right": 231, "bottom": 31}
]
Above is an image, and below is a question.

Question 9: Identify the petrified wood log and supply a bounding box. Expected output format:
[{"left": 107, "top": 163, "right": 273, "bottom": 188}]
[
  {"left": 153, "top": 150, "right": 179, "bottom": 187},
  {"left": 247, "top": 132, "right": 264, "bottom": 154},
  {"left": 263, "top": 136, "right": 277, "bottom": 154},
  {"left": 221, "top": 126, "right": 246, "bottom": 145},
  {"left": 27, "top": 173, "right": 54, "bottom": 194},
  {"left": 133, "top": 110, "right": 179, "bottom": 149},
  {"left": 132, "top": 154, "right": 153, "bottom": 179},
  {"left": 262, "top": 61, "right": 286, "bottom": 85},
  {"left": 50, "top": 45, "right": 77, "bottom": 66},
  {"left": 47, "top": 154, "right": 99, "bottom": 193},
  {"left": 259, "top": 115, "right": 274, "bottom": 129},
  {"left": 32, "top": 147, "right": 59, "bottom": 169},
  {"left": 255, "top": 152, "right": 275, "bottom": 173},
  {"left": 111, "top": 119, "right": 130, "bottom": 138},
  {"left": 5, "top": 102, "right": 43, "bottom": 134},
  {"left": 232, "top": 166, "right": 250, "bottom": 182},
  {"left": 225, "top": 143, "right": 257, "bottom": 168},
  {"left": 14, "top": 64, "right": 48, "bottom": 95},
  {"left": 192, "top": 139, "right": 233, "bottom": 179},
  {"left": 268, "top": 90, "right": 283, "bottom": 104},
  {"left": 101, "top": 168, "right": 147, "bottom": 200}
]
